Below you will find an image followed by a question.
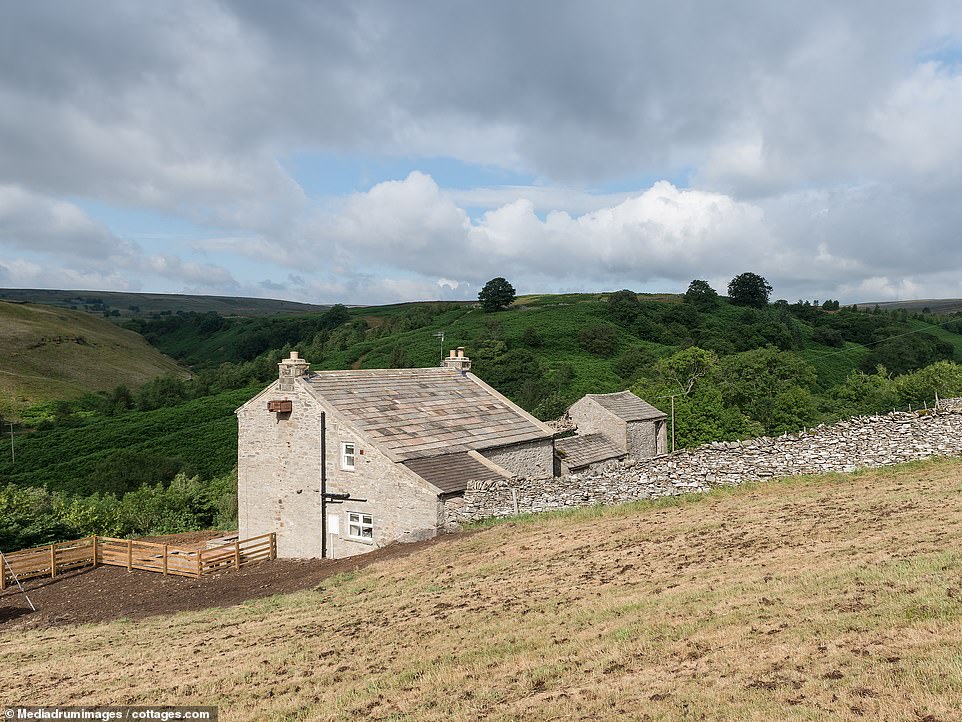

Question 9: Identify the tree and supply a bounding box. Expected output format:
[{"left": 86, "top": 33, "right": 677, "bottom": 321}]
[
  {"left": 657, "top": 347, "right": 719, "bottom": 395},
  {"left": 478, "top": 277, "right": 516, "bottom": 312},
  {"left": 607, "top": 289, "right": 642, "bottom": 325},
  {"left": 727, "top": 272, "right": 773, "bottom": 308},
  {"left": 683, "top": 280, "right": 719, "bottom": 309},
  {"left": 716, "top": 347, "right": 818, "bottom": 432}
]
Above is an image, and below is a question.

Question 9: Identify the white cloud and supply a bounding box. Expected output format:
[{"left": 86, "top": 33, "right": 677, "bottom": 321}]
[
  {"left": 2, "top": 3, "right": 962, "bottom": 305},
  {"left": 0, "top": 185, "right": 135, "bottom": 259}
]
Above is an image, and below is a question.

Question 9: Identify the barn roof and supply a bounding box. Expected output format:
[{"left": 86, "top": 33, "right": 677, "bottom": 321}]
[
  {"left": 555, "top": 432, "right": 626, "bottom": 470},
  {"left": 403, "top": 451, "right": 511, "bottom": 494},
  {"left": 587, "top": 391, "right": 667, "bottom": 422},
  {"left": 303, "top": 367, "right": 554, "bottom": 461}
]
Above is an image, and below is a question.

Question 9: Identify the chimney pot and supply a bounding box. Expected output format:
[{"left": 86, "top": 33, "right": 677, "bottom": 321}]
[
  {"left": 278, "top": 351, "right": 310, "bottom": 389},
  {"left": 441, "top": 347, "right": 471, "bottom": 372}
]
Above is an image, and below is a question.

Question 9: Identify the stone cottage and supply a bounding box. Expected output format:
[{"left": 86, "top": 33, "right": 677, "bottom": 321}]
[
  {"left": 555, "top": 391, "right": 668, "bottom": 474},
  {"left": 236, "top": 349, "right": 555, "bottom": 559}
]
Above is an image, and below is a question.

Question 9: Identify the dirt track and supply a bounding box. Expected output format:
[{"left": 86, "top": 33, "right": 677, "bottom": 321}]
[{"left": 0, "top": 533, "right": 461, "bottom": 631}]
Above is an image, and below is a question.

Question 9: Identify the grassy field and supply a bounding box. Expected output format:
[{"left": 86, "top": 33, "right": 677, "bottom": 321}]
[
  {"left": 2, "top": 459, "right": 961, "bottom": 720},
  {"left": 0, "top": 301, "right": 185, "bottom": 417}
]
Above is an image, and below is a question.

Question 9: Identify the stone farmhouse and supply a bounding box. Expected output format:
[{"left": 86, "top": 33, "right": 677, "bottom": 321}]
[
  {"left": 555, "top": 392, "right": 668, "bottom": 474},
  {"left": 237, "top": 349, "right": 668, "bottom": 559},
  {"left": 236, "top": 349, "right": 555, "bottom": 558}
]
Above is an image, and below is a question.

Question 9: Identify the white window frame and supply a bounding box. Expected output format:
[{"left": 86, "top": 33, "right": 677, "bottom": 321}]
[
  {"left": 347, "top": 511, "right": 373, "bottom": 542},
  {"left": 340, "top": 441, "right": 356, "bottom": 471}
]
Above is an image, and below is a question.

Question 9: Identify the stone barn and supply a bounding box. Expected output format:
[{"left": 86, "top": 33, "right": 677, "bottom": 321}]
[
  {"left": 556, "top": 391, "right": 667, "bottom": 474},
  {"left": 236, "top": 349, "right": 555, "bottom": 559}
]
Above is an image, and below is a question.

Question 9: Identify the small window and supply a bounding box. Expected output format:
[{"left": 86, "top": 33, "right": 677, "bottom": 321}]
[
  {"left": 341, "top": 442, "right": 356, "bottom": 471},
  {"left": 347, "top": 512, "right": 373, "bottom": 541}
]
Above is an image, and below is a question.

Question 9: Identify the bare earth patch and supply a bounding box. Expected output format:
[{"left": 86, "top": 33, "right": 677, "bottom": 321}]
[
  {"left": 0, "top": 534, "right": 458, "bottom": 629},
  {"left": 2, "top": 459, "right": 962, "bottom": 721}
]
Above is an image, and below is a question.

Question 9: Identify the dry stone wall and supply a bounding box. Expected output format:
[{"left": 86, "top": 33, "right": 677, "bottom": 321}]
[{"left": 446, "top": 399, "right": 962, "bottom": 525}]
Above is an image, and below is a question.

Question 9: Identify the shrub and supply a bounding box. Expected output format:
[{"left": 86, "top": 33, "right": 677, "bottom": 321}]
[{"left": 578, "top": 324, "right": 618, "bottom": 356}]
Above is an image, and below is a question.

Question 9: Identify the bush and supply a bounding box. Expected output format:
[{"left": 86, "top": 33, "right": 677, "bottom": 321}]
[
  {"left": 520, "top": 326, "right": 543, "bottom": 348},
  {"left": 613, "top": 346, "right": 656, "bottom": 381},
  {"left": 578, "top": 324, "right": 618, "bottom": 356},
  {"left": 893, "top": 361, "right": 962, "bottom": 407},
  {"left": 683, "top": 280, "right": 719, "bottom": 310},
  {"left": 607, "top": 290, "right": 642, "bottom": 326},
  {"left": 812, "top": 326, "right": 845, "bottom": 347}
]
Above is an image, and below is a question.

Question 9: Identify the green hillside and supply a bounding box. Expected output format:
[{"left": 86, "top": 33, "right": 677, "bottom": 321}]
[
  {"left": 4, "top": 290, "right": 962, "bottom": 551},
  {"left": 0, "top": 301, "right": 186, "bottom": 418}
]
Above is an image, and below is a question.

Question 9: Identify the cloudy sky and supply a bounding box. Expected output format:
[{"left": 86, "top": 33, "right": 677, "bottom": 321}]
[{"left": 1, "top": 2, "right": 962, "bottom": 304}]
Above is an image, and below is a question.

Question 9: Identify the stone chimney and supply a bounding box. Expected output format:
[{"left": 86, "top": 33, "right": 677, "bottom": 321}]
[
  {"left": 441, "top": 347, "right": 471, "bottom": 372},
  {"left": 278, "top": 351, "right": 310, "bottom": 391}
]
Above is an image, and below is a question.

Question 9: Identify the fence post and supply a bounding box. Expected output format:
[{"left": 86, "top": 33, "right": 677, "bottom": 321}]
[
  {"left": 196, "top": 552, "right": 202, "bottom": 579},
  {"left": 270, "top": 533, "right": 276, "bottom": 560},
  {"left": 163, "top": 545, "right": 168, "bottom": 576},
  {"left": 50, "top": 544, "right": 56, "bottom": 578},
  {"left": 234, "top": 541, "right": 241, "bottom": 570},
  {"left": 92, "top": 535, "right": 99, "bottom": 567},
  {"left": 127, "top": 539, "right": 133, "bottom": 572},
  {"left": 1, "top": 554, "right": 6, "bottom": 590}
]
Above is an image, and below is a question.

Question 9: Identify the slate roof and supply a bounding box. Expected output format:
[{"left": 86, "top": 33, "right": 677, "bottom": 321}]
[
  {"left": 304, "top": 367, "right": 553, "bottom": 461},
  {"left": 588, "top": 391, "right": 667, "bottom": 422},
  {"left": 554, "top": 432, "right": 626, "bottom": 470},
  {"left": 403, "top": 451, "right": 510, "bottom": 494}
]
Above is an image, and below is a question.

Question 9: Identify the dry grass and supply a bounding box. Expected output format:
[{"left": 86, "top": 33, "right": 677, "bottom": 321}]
[
  {"left": 0, "top": 301, "right": 185, "bottom": 414},
  {"left": 3, "top": 460, "right": 962, "bottom": 720}
]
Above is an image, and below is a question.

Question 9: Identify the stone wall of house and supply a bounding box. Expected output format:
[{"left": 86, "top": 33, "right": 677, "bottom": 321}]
[
  {"left": 238, "top": 380, "right": 324, "bottom": 558},
  {"left": 568, "top": 397, "right": 627, "bottom": 450},
  {"left": 447, "top": 400, "right": 962, "bottom": 524},
  {"left": 317, "top": 397, "right": 443, "bottom": 559},
  {"left": 480, "top": 438, "right": 555, "bottom": 479},
  {"left": 627, "top": 419, "right": 663, "bottom": 459},
  {"left": 238, "top": 378, "right": 443, "bottom": 559}
]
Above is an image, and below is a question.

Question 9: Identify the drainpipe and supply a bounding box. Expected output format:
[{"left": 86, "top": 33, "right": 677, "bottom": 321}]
[{"left": 321, "top": 411, "right": 327, "bottom": 559}]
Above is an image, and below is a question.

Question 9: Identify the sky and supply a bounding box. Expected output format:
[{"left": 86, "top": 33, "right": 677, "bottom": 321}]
[{"left": 1, "top": 2, "right": 962, "bottom": 305}]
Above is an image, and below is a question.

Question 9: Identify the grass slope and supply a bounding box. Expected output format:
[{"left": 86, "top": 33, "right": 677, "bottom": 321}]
[
  {"left": 0, "top": 301, "right": 185, "bottom": 417},
  {"left": 332, "top": 298, "right": 636, "bottom": 397},
  {"left": 3, "top": 459, "right": 961, "bottom": 721},
  {"left": 868, "top": 298, "right": 962, "bottom": 315},
  {"left": 0, "top": 288, "right": 329, "bottom": 318}
]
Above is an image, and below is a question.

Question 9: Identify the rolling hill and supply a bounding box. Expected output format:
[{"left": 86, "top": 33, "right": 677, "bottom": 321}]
[
  {"left": 6, "top": 290, "right": 962, "bottom": 500},
  {"left": 0, "top": 288, "right": 330, "bottom": 319},
  {"left": 866, "top": 298, "right": 962, "bottom": 315},
  {"left": 2, "top": 459, "right": 961, "bottom": 720},
  {"left": 0, "top": 301, "right": 186, "bottom": 417}
]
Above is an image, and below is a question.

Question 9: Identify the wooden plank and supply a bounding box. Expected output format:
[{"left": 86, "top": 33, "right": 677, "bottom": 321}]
[
  {"left": 50, "top": 544, "right": 56, "bottom": 579},
  {"left": 242, "top": 549, "right": 274, "bottom": 560},
  {"left": 127, "top": 539, "right": 132, "bottom": 572}
]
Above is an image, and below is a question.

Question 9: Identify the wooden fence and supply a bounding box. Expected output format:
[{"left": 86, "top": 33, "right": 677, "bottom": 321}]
[{"left": 0, "top": 533, "right": 276, "bottom": 590}]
